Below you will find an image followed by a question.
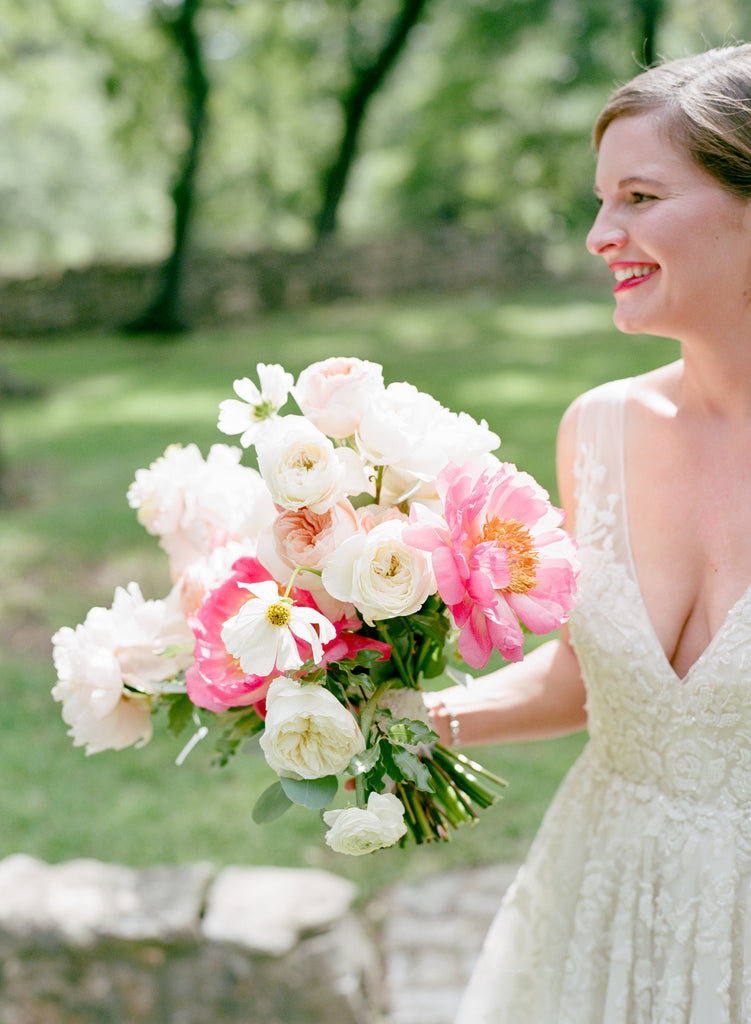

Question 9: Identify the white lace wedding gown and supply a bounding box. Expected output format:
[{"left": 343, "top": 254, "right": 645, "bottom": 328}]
[{"left": 455, "top": 378, "right": 751, "bottom": 1023}]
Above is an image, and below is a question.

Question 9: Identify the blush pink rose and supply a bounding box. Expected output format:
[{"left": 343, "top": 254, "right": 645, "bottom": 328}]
[
  {"left": 292, "top": 357, "right": 384, "bottom": 439},
  {"left": 257, "top": 500, "right": 359, "bottom": 579}
]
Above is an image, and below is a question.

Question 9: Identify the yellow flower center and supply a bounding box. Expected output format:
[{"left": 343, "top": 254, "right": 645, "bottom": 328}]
[
  {"left": 482, "top": 517, "right": 539, "bottom": 594},
  {"left": 266, "top": 601, "right": 292, "bottom": 627}
]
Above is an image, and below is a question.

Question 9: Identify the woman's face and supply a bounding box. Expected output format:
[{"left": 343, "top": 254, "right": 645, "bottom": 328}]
[{"left": 586, "top": 111, "right": 751, "bottom": 341}]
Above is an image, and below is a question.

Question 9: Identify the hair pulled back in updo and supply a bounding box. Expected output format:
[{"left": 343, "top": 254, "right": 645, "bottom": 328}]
[{"left": 593, "top": 44, "right": 751, "bottom": 199}]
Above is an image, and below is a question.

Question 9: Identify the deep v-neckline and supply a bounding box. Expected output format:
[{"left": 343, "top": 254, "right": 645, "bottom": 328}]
[{"left": 617, "top": 378, "right": 751, "bottom": 685}]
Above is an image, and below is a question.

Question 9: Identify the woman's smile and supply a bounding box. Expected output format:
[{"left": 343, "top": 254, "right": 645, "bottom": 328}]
[{"left": 610, "top": 262, "right": 660, "bottom": 292}]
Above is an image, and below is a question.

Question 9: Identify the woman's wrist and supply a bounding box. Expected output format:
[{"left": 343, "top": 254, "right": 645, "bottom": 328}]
[{"left": 425, "top": 696, "right": 462, "bottom": 748}]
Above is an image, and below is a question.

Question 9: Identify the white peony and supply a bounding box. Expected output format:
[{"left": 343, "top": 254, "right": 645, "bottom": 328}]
[
  {"left": 323, "top": 792, "right": 408, "bottom": 855},
  {"left": 292, "top": 356, "right": 384, "bottom": 439},
  {"left": 357, "top": 382, "right": 500, "bottom": 491},
  {"left": 256, "top": 416, "right": 370, "bottom": 514},
  {"left": 259, "top": 678, "right": 366, "bottom": 779},
  {"left": 127, "top": 443, "right": 275, "bottom": 578},
  {"left": 175, "top": 539, "right": 257, "bottom": 616},
  {"left": 51, "top": 583, "right": 193, "bottom": 755},
  {"left": 321, "top": 518, "right": 435, "bottom": 624}
]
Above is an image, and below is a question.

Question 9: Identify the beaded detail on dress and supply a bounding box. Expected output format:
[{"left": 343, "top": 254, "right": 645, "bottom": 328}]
[{"left": 455, "top": 377, "right": 751, "bottom": 1024}]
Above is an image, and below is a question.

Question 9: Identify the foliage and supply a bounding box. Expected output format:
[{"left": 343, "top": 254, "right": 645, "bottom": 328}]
[{"left": 5, "top": 0, "right": 751, "bottom": 274}]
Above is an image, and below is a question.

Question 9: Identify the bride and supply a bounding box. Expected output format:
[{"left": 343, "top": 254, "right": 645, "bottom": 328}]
[{"left": 429, "top": 43, "right": 751, "bottom": 1023}]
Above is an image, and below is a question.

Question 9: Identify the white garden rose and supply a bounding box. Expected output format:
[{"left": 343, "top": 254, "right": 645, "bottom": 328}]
[
  {"left": 293, "top": 356, "right": 384, "bottom": 438},
  {"left": 321, "top": 518, "right": 436, "bottom": 624},
  {"left": 256, "top": 416, "right": 370, "bottom": 514},
  {"left": 259, "top": 678, "right": 366, "bottom": 779},
  {"left": 323, "top": 792, "right": 408, "bottom": 855}
]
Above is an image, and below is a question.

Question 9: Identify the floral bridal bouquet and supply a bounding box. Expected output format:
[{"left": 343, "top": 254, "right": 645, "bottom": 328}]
[{"left": 51, "top": 357, "right": 578, "bottom": 856}]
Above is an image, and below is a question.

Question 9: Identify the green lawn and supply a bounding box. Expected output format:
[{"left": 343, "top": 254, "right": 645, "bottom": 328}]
[{"left": 0, "top": 285, "right": 676, "bottom": 901}]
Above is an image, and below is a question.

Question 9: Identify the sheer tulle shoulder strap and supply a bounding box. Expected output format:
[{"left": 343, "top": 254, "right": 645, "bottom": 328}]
[{"left": 573, "top": 377, "right": 631, "bottom": 552}]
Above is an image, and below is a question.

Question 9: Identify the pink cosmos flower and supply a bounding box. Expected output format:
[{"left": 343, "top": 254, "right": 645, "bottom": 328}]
[
  {"left": 405, "top": 458, "right": 579, "bottom": 669},
  {"left": 186, "top": 555, "right": 391, "bottom": 712}
]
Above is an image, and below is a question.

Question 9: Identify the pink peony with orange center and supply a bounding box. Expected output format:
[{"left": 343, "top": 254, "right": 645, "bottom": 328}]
[{"left": 405, "top": 458, "right": 579, "bottom": 668}]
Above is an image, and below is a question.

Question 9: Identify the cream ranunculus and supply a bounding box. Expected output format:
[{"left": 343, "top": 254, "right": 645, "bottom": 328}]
[
  {"left": 321, "top": 518, "right": 436, "bottom": 624},
  {"left": 323, "top": 792, "right": 408, "bottom": 855},
  {"left": 259, "top": 678, "right": 366, "bottom": 779},
  {"left": 256, "top": 416, "right": 370, "bottom": 514},
  {"left": 293, "top": 356, "right": 385, "bottom": 439}
]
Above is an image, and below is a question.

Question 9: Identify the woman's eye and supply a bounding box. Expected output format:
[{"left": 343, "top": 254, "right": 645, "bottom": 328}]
[{"left": 631, "top": 192, "right": 656, "bottom": 203}]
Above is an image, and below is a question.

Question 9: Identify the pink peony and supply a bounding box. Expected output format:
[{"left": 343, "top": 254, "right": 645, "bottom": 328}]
[
  {"left": 186, "top": 557, "right": 277, "bottom": 713},
  {"left": 186, "top": 555, "right": 391, "bottom": 712},
  {"left": 405, "top": 458, "right": 578, "bottom": 669}
]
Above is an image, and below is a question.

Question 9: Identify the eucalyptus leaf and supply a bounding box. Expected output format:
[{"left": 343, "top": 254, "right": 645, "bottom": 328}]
[
  {"left": 252, "top": 782, "right": 292, "bottom": 824},
  {"left": 280, "top": 774, "right": 338, "bottom": 809}
]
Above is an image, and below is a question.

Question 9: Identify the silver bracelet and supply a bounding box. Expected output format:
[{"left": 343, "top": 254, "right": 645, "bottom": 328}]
[{"left": 448, "top": 714, "right": 461, "bottom": 749}]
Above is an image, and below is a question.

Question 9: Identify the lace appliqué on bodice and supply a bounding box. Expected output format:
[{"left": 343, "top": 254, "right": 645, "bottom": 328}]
[{"left": 455, "top": 378, "right": 751, "bottom": 1024}]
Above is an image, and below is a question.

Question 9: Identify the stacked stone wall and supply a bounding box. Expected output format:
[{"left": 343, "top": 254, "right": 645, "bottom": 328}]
[
  {"left": 0, "top": 855, "right": 383, "bottom": 1024},
  {"left": 0, "top": 227, "right": 544, "bottom": 336}
]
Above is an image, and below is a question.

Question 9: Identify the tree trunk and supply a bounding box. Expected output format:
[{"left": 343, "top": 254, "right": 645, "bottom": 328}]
[
  {"left": 126, "top": 0, "right": 209, "bottom": 335},
  {"left": 633, "top": 0, "right": 663, "bottom": 68},
  {"left": 314, "top": 0, "right": 431, "bottom": 243}
]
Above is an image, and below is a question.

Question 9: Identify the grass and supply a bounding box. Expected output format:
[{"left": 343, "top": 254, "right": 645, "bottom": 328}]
[{"left": 0, "top": 284, "right": 677, "bottom": 902}]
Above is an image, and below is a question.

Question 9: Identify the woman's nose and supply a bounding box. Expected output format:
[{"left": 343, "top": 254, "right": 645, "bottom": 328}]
[{"left": 585, "top": 208, "right": 628, "bottom": 256}]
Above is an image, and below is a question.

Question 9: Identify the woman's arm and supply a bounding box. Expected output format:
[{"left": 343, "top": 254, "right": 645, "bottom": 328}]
[{"left": 427, "top": 397, "right": 588, "bottom": 748}]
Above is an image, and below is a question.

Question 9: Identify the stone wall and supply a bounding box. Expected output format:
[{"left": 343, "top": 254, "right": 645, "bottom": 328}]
[
  {"left": 0, "top": 227, "right": 544, "bottom": 336},
  {"left": 0, "top": 855, "right": 383, "bottom": 1024}
]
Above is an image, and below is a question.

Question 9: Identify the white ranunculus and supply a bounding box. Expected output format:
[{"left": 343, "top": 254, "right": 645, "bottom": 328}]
[
  {"left": 259, "top": 678, "right": 366, "bottom": 779},
  {"left": 321, "top": 518, "right": 435, "bottom": 624},
  {"left": 293, "top": 356, "right": 384, "bottom": 439},
  {"left": 256, "top": 416, "right": 370, "bottom": 513},
  {"left": 323, "top": 792, "right": 408, "bottom": 855},
  {"left": 127, "top": 443, "right": 275, "bottom": 578},
  {"left": 51, "top": 583, "right": 193, "bottom": 755}
]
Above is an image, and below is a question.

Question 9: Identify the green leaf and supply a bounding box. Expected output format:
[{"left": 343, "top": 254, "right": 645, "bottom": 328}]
[
  {"left": 165, "top": 694, "right": 196, "bottom": 737},
  {"left": 280, "top": 774, "right": 338, "bottom": 809},
  {"left": 252, "top": 782, "right": 292, "bottom": 824},
  {"left": 387, "top": 718, "right": 436, "bottom": 745},
  {"left": 392, "top": 747, "right": 434, "bottom": 792}
]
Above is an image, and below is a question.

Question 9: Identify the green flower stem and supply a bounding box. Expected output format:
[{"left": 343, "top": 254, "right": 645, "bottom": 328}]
[
  {"left": 357, "top": 679, "right": 394, "bottom": 742},
  {"left": 426, "top": 761, "right": 477, "bottom": 827},
  {"left": 399, "top": 783, "right": 447, "bottom": 844},
  {"left": 282, "top": 565, "right": 323, "bottom": 600},
  {"left": 376, "top": 622, "right": 414, "bottom": 688},
  {"left": 431, "top": 745, "right": 508, "bottom": 810}
]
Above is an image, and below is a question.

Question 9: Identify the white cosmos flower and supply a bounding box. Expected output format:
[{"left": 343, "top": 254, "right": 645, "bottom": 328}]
[
  {"left": 220, "top": 580, "right": 336, "bottom": 677},
  {"left": 218, "top": 363, "right": 294, "bottom": 447},
  {"left": 323, "top": 792, "right": 408, "bottom": 855}
]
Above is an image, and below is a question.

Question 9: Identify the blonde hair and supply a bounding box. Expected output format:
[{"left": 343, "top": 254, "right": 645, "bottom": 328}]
[{"left": 593, "top": 44, "right": 751, "bottom": 198}]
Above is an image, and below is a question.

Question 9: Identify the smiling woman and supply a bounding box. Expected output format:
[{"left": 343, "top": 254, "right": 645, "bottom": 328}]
[{"left": 429, "top": 43, "right": 751, "bottom": 1024}]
